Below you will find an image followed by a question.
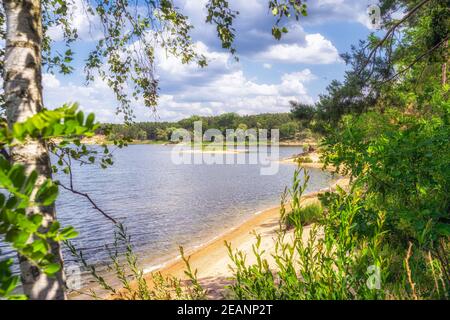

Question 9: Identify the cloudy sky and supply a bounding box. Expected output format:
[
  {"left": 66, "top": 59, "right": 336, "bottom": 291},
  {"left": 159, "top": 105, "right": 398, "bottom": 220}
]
[{"left": 43, "top": 0, "right": 380, "bottom": 123}]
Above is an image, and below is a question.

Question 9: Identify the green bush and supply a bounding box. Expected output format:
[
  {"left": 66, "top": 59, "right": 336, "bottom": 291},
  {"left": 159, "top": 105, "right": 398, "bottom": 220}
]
[
  {"left": 283, "top": 203, "right": 323, "bottom": 229},
  {"left": 295, "top": 156, "right": 313, "bottom": 163},
  {"left": 296, "top": 128, "right": 313, "bottom": 140},
  {"left": 321, "top": 89, "right": 450, "bottom": 282}
]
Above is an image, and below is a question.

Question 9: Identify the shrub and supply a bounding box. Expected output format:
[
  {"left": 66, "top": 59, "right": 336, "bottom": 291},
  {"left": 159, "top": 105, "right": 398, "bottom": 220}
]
[
  {"left": 295, "top": 156, "right": 313, "bottom": 163},
  {"left": 283, "top": 203, "right": 323, "bottom": 229},
  {"left": 321, "top": 91, "right": 450, "bottom": 282},
  {"left": 296, "top": 128, "right": 313, "bottom": 140}
]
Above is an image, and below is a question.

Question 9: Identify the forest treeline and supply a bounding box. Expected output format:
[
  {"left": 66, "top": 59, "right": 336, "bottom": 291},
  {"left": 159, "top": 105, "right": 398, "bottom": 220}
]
[{"left": 98, "top": 105, "right": 325, "bottom": 142}]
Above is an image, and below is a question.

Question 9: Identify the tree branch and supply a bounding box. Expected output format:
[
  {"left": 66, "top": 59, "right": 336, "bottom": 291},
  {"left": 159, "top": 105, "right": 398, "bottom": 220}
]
[
  {"left": 381, "top": 35, "right": 448, "bottom": 84},
  {"left": 359, "top": 0, "right": 432, "bottom": 74},
  {"left": 57, "top": 181, "right": 118, "bottom": 224}
]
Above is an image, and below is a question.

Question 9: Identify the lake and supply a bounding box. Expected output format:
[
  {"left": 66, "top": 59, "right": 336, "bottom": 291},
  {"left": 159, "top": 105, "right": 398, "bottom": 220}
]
[{"left": 1, "top": 145, "right": 333, "bottom": 290}]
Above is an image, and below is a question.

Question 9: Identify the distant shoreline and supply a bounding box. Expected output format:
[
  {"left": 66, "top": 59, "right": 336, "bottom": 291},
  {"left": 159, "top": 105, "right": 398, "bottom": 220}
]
[{"left": 77, "top": 135, "right": 318, "bottom": 148}]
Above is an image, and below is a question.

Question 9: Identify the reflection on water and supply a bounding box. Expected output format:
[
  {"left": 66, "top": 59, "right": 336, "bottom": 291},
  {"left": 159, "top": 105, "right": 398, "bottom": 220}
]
[{"left": 1, "top": 145, "right": 333, "bottom": 290}]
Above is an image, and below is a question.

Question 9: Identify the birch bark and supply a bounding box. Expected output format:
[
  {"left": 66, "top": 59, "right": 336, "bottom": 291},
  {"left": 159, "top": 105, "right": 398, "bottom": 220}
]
[{"left": 2, "top": 0, "right": 66, "bottom": 300}]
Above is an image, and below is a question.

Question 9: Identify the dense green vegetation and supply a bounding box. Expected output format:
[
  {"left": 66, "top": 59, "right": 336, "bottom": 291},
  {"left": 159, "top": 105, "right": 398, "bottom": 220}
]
[
  {"left": 228, "top": 169, "right": 392, "bottom": 299},
  {"left": 283, "top": 203, "right": 324, "bottom": 229}
]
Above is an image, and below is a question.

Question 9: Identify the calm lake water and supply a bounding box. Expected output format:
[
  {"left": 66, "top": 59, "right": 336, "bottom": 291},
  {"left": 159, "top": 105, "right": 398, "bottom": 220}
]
[{"left": 1, "top": 145, "right": 333, "bottom": 290}]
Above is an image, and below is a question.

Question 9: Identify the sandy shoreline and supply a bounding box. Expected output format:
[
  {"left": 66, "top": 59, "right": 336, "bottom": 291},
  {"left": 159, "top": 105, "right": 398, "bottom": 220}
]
[{"left": 278, "top": 151, "right": 337, "bottom": 172}]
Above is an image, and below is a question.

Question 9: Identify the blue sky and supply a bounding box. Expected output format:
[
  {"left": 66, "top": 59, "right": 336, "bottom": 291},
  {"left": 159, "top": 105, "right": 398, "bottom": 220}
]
[{"left": 43, "top": 0, "right": 379, "bottom": 123}]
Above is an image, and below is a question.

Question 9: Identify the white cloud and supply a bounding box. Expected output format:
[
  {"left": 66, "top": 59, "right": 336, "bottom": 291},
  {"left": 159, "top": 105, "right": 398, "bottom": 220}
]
[
  {"left": 43, "top": 66, "right": 316, "bottom": 122},
  {"left": 42, "top": 74, "right": 120, "bottom": 121},
  {"left": 263, "top": 63, "right": 272, "bottom": 69},
  {"left": 42, "top": 73, "right": 61, "bottom": 89},
  {"left": 156, "top": 41, "right": 232, "bottom": 79},
  {"left": 304, "top": 0, "right": 380, "bottom": 29},
  {"left": 152, "top": 67, "right": 316, "bottom": 121},
  {"left": 174, "top": 0, "right": 346, "bottom": 62},
  {"left": 256, "top": 34, "right": 341, "bottom": 64},
  {"left": 292, "top": 69, "right": 316, "bottom": 82}
]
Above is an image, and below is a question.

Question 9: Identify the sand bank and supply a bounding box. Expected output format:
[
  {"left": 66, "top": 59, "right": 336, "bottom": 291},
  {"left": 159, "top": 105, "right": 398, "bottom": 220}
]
[{"left": 279, "top": 151, "right": 337, "bottom": 171}]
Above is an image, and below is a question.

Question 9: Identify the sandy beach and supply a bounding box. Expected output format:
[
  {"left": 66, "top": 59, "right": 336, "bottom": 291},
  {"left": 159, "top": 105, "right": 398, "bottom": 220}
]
[{"left": 278, "top": 151, "right": 337, "bottom": 171}]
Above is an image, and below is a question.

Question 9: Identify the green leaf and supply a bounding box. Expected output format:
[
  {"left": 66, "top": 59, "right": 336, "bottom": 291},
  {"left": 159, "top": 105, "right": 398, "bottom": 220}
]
[
  {"left": 58, "top": 226, "right": 79, "bottom": 240},
  {"left": 36, "top": 181, "right": 59, "bottom": 206},
  {"left": 435, "top": 223, "right": 450, "bottom": 237},
  {"left": 76, "top": 111, "right": 84, "bottom": 125},
  {"left": 31, "top": 239, "right": 48, "bottom": 254},
  {"left": 272, "top": 27, "right": 282, "bottom": 40},
  {"left": 5, "top": 229, "right": 30, "bottom": 248},
  {"left": 0, "top": 274, "right": 19, "bottom": 295},
  {"left": 43, "top": 263, "right": 61, "bottom": 275},
  {"left": 86, "top": 113, "right": 95, "bottom": 128}
]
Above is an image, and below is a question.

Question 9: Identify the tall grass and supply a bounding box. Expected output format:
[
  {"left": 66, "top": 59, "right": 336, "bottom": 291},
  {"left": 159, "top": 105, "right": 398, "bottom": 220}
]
[{"left": 283, "top": 203, "right": 323, "bottom": 229}]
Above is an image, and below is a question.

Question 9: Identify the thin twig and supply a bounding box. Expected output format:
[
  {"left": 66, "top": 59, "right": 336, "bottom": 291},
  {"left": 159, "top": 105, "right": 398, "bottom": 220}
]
[
  {"left": 51, "top": 145, "right": 119, "bottom": 224},
  {"left": 57, "top": 181, "right": 118, "bottom": 224},
  {"left": 405, "top": 242, "right": 418, "bottom": 300}
]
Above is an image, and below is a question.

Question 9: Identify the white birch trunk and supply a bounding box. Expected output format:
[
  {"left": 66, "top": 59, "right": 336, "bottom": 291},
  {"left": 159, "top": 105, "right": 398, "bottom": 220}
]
[{"left": 2, "top": 0, "right": 67, "bottom": 300}]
